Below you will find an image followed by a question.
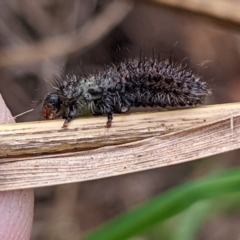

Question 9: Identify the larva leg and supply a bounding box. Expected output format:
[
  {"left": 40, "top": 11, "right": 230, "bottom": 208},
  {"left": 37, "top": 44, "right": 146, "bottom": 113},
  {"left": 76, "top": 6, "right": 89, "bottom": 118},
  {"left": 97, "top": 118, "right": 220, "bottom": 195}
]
[
  {"left": 62, "top": 104, "right": 77, "bottom": 128},
  {"left": 121, "top": 106, "right": 129, "bottom": 113},
  {"left": 120, "top": 97, "right": 131, "bottom": 113},
  {"left": 106, "top": 112, "right": 113, "bottom": 128}
]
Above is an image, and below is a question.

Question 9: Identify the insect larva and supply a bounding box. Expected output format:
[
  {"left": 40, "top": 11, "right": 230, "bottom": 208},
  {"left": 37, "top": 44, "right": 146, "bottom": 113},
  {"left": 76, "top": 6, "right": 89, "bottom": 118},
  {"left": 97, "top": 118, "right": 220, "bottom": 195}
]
[{"left": 42, "top": 57, "right": 211, "bottom": 128}]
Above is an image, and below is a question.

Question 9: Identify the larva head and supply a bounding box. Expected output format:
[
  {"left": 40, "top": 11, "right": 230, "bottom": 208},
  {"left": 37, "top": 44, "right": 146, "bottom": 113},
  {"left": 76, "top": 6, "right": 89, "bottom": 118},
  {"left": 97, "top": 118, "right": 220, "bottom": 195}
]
[{"left": 42, "top": 92, "right": 61, "bottom": 120}]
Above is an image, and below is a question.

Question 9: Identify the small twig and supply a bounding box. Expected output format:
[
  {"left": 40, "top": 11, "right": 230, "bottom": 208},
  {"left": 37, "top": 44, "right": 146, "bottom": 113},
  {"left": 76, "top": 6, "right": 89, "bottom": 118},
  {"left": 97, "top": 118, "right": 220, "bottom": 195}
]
[
  {"left": 138, "top": 0, "right": 240, "bottom": 27},
  {"left": 13, "top": 109, "right": 34, "bottom": 119},
  {"left": 0, "top": 103, "right": 240, "bottom": 191},
  {"left": 0, "top": 1, "right": 133, "bottom": 68}
]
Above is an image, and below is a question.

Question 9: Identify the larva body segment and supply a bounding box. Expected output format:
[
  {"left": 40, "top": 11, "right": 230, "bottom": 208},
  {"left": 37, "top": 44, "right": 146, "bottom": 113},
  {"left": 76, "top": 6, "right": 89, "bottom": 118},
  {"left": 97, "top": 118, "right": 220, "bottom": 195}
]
[{"left": 42, "top": 58, "right": 211, "bottom": 127}]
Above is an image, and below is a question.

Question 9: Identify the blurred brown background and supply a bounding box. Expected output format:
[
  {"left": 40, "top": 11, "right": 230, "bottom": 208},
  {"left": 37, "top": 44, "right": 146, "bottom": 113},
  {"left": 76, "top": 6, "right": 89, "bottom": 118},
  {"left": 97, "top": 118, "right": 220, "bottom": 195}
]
[{"left": 0, "top": 0, "right": 240, "bottom": 239}]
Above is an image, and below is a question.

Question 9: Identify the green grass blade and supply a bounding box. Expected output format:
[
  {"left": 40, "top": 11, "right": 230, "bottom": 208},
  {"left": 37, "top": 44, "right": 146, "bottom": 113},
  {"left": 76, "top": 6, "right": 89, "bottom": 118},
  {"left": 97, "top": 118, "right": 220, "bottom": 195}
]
[
  {"left": 81, "top": 167, "right": 240, "bottom": 240},
  {"left": 172, "top": 201, "right": 214, "bottom": 240}
]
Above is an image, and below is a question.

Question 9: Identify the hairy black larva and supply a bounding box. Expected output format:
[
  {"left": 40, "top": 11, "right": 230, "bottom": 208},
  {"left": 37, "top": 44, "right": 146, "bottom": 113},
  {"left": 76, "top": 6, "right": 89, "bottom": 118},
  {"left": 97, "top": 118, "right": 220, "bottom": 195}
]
[{"left": 42, "top": 57, "right": 211, "bottom": 128}]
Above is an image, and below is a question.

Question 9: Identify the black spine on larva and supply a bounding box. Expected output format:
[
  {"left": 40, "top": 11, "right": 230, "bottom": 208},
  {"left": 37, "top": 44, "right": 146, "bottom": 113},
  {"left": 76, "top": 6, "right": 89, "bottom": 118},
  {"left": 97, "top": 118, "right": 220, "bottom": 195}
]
[{"left": 94, "top": 58, "right": 210, "bottom": 115}]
